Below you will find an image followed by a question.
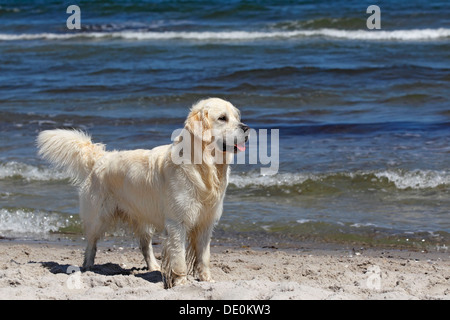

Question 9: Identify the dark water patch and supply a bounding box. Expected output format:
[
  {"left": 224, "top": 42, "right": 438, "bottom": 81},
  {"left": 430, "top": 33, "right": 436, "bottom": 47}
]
[
  {"left": 0, "top": 110, "right": 186, "bottom": 131},
  {"left": 380, "top": 94, "right": 447, "bottom": 105},
  {"left": 266, "top": 121, "right": 450, "bottom": 136},
  {"left": 272, "top": 17, "right": 367, "bottom": 30}
]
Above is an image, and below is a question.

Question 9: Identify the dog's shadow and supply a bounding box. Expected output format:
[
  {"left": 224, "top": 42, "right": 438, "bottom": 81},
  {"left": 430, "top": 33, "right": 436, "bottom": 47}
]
[{"left": 41, "top": 261, "right": 162, "bottom": 284}]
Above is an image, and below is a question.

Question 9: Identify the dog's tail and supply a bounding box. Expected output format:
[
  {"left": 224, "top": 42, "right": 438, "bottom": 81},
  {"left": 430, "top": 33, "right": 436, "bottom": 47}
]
[{"left": 37, "top": 129, "right": 106, "bottom": 184}]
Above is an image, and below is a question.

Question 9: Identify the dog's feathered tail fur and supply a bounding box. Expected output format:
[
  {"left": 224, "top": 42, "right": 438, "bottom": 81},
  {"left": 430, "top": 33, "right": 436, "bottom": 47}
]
[{"left": 37, "top": 129, "right": 105, "bottom": 184}]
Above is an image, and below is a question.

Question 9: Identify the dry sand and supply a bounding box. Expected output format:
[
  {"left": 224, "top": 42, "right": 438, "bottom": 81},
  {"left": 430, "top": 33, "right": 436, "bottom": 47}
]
[{"left": 0, "top": 240, "right": 448, "bottom": 300}]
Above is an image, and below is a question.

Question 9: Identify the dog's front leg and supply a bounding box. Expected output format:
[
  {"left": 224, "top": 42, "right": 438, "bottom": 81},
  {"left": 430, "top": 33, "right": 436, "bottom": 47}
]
[
  {"left": 161, "top": 220, "right": 188, "bottom": 288},
  {"left": 189, "top": 225, "right": 214, "bottom": 282}
]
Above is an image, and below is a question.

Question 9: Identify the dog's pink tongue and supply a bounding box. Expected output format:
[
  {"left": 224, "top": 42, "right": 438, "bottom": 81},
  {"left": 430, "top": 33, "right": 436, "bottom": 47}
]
[{"left": 236, "top": 143, "right": 246, "bottom": 152}]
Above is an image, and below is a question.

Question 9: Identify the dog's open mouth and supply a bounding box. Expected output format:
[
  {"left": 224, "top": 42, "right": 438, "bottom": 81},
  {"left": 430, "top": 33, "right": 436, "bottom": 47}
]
[
  {"left": 234, "top": 142, "right": 246, "bottom": 153},
  {"left": 222, "top": 142, "right": 246, "bottom": 153}
]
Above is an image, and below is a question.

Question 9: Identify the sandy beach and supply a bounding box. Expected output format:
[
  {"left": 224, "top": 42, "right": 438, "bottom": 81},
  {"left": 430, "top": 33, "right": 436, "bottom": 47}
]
[{"left": 0, "top": 240, "right": 448, "bottom": 300}]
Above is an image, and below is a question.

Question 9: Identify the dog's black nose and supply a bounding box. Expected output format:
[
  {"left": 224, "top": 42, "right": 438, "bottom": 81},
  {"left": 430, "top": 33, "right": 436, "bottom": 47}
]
[{"left": 240, "top": 124, "right": 250, "bottom": 132}]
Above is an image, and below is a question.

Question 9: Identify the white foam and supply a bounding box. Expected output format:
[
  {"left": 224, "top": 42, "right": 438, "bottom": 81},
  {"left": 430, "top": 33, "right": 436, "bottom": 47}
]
[
  {"left": 229, "top": 172, "right": 310, "bottom": 188},
  {"left": 0, "top": 209, "right": 66, "bottom": 235},
  {"left": 350, "top": 223, "right": 378, "bottom": 228},
  {"left": 0, "top": 162, "right": 68, "bottom": 181},
  {"left": 0, "top": 28, "right": 448, "bottom": 41},
  {"left": 1, "top": 161, "right": 447, "bottom": 190},
  {"left": 374, "top": 170, "right": 450, "bottom": 189},
  {"left": 230, "top": 169, "right": 450, "bottom": 190},
  {"left": 308, "top": 28, "right": 450, "bottom": 40},
  {"left": 296, "top": 219, "right": 313, "bottom": 224}
]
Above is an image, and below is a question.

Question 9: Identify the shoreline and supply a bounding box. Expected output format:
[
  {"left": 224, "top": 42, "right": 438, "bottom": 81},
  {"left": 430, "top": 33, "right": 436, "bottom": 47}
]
[
  {"left": 1, "top": 223, "right": 447, "bottom": 254},
  {"left": 0, "top": 239, "right": 448, "bottom": 300}
]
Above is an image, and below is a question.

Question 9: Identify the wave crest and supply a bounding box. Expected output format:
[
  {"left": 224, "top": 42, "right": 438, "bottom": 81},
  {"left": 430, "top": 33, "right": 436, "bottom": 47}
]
[
  {"left": 0, "top": 161, "right": 68, "bottom": 181},
  {"left": 230, "top": 169, "right": 450, "bottom": 191},
  {"left": 0, "top": 28, "right": 449, "bottom": 41},
  {"left": 0, "top": 209, "right": 76, "bottom": 236},
  {"left": 2, "top": 161, "right": 448, "bottom": 191}
]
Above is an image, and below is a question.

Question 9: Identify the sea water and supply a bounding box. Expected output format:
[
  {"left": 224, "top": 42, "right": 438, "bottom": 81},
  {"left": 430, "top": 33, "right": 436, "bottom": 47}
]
[{"left": 0, "top": 0, "right": 449, "bottom": 248}]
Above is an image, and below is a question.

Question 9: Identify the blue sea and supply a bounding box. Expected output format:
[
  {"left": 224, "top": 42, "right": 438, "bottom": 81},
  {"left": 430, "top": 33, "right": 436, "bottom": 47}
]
[{"left": 0, "top": 0, "right": 449, "bottom": 249}]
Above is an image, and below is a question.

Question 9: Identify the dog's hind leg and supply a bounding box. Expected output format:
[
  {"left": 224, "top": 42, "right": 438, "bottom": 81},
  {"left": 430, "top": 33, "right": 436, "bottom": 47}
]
[
  {"left": 139, "top": 227, "right": 160, "bottom": 271},
  {"left": 82, "top": 218, "right": 107, "bottom": 270},
  {"left": 83, "top": 237, "right": 98, "bottom": 270},
  {"left": 80, "top": 196, "right": 108, "bottom": 270}
]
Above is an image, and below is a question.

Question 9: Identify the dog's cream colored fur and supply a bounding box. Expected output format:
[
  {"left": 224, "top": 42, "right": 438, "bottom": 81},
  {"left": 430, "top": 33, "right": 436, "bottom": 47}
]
[{"left": 37, "top": 98, "right": 246, "bottom": 288}]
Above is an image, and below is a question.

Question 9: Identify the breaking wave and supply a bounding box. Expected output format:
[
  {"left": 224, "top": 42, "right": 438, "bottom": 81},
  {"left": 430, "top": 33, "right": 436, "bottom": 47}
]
[
  {"left": 0, "top": 161, "right": 68, "bottom": 181},
  {"left": 0, "top": 28, "right": 449, "bottom": 41},
  {"left": 0, "top": 208, "right": 79, "bottom": 237},
  {"left": 229, "top": 169, "right": 450, "bottom": 191},
  {"left": 2, "top": 161, "right": 449, "bottom": 191}
]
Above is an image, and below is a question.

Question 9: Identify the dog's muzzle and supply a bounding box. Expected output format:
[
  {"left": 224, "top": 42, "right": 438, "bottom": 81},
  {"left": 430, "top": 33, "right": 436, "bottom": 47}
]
[{"left": 222, "top": 123, "right": 250, "bottom": 153}]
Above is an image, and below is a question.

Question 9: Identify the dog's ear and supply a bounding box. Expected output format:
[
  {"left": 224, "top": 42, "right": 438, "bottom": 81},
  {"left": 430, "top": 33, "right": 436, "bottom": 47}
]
[
  {"left": 185, "top": 109, "right": 212, "bottom": 142},
  {"left": 185, "top": 109, "right": 200, "bottom": 133}
]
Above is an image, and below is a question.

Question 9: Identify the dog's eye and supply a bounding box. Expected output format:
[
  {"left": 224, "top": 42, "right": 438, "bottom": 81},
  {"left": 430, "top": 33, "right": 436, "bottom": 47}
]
[{"left": 218, "top": 115, "right": 228, "bottom": 122}]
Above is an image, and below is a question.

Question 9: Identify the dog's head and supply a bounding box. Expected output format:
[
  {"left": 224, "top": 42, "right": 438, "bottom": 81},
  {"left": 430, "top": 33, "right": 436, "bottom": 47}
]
[{"left": 185, "top": 98, "right": 249, "bottom": 154}]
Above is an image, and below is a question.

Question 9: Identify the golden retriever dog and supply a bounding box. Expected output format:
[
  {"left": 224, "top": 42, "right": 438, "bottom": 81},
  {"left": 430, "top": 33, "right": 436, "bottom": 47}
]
[{"left": 37, "top": 97, "right": 249, "bottom": 288}]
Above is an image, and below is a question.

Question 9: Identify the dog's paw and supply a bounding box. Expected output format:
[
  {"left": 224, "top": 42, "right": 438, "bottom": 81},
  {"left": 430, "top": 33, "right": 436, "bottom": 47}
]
[
  {"left": 173, "top": 276, "right": 188, "bottom": 286},
  {"left": 196, "top": 268, "right": 212, "bottom": 282},
  {"left": 163, "top": 271, "right": 188, "bottom": 289},
  {"left": 147, "top": 262, "right": 161, "bottom": 272}
]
